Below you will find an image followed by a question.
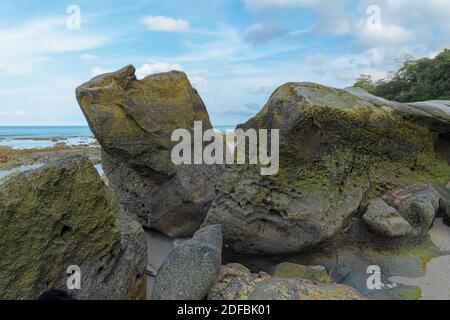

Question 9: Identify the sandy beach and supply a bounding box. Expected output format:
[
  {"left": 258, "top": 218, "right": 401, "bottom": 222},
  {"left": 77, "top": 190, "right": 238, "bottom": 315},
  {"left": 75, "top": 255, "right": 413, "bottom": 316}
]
[{"left": 390, "top": 218, "right": 450, "bottom": 300}]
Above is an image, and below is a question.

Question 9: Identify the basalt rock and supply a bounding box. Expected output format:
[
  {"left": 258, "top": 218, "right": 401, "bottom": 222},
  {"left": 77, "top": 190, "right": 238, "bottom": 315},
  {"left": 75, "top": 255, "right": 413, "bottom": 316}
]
[
  {"left": 203, "top": 82, "right": 450, "bottom": 255},
  {"left": 0, "top": 157, "right": 146, "bottom": 300},
  {"left": 152, "top": 225, "right": 222, "bottom": 300},
  {"left": 76, "top": 66, "right": 222, "bottom": 238}
]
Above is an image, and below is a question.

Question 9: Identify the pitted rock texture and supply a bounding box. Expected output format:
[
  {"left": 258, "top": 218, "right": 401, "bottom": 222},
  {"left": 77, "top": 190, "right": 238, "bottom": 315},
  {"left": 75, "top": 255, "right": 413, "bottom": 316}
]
[
  {"left": 153, "top": 225, "right": 222, "bottom": 300},
  {"left": 76, "top": 66, "right": 222, "bottom": 237},
  {"left": 203, "top": 82, "right": 450, "bottom": 254}
]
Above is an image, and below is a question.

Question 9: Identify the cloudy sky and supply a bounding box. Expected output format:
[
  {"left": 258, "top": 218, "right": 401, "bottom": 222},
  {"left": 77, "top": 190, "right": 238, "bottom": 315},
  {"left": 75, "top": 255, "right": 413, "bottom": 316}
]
[{"left": 0, "top": 0, "right": 449, "bottom": 126}]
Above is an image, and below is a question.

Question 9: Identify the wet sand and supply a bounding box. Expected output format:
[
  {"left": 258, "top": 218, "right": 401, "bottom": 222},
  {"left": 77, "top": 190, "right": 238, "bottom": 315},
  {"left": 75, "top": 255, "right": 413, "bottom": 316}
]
[
  {"left": 390, "top": 218, "right": 450, "bottom": 300},
  {"left": 145, "top": 229, "right": 174, "bottom": 299}
]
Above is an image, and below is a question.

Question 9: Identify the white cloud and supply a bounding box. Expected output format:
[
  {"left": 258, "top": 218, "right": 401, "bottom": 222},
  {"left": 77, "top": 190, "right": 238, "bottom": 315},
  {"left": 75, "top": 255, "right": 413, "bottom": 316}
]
[
  {"left": 355, "top": 22, "right": 414, "bottom": 47},
  {"left": 142, "top": 16, "right": 190, "bottom": 32},
  {"left": 135, "top": 62, "right": 207, "bottom": 89},
  {"left": 188, "top": 74, "right": 208, "bottom": 89},
  {"left": 135, "top": 62, "right": 183, "bottom": 79},
  {"left": 81, "top": 54, "right": 100, "bottom": 62},
  {"left": 91, "top": 67, "right": 111, "bottom": 77},
  {"left": 0, "top": 18, "right": 110, "bottom": 75}
]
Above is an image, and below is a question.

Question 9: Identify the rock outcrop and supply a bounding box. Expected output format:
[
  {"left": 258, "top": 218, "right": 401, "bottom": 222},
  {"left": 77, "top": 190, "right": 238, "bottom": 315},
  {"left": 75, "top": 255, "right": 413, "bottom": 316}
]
[
  {"left": 76, "top": 66, "right": 222, "bottom": 238},
  {"left": 0, "top": 157, "right": 146, "bottom": 300},
  {"left": 208, "top": 264, "right": 365, "bottom": 300},
  {"left": 152, "top": 225, "right": 222, "bottom": 300},
  {"left": 203, "top": 82, "right": 450, "bottom": 254}
]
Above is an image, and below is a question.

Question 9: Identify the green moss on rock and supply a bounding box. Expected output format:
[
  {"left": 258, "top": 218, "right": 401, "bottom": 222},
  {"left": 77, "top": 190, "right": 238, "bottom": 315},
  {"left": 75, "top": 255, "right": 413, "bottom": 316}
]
[{"left": 0, "top": 157, "right": 146, "bottom": 300}]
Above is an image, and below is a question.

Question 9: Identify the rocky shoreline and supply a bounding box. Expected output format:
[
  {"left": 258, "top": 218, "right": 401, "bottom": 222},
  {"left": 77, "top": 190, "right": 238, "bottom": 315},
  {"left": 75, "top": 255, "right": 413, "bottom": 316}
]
[{"left": 0, "top": 65, "right": 449, "bottom": 300}]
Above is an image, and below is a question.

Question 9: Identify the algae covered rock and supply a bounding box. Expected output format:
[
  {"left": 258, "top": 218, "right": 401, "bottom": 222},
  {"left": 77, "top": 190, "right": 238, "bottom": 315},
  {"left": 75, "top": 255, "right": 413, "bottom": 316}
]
[
  {"left": 0, "top": 157, "right": 147, "bottom": 300},
  {"left": 248, "top": 278, "right": 366, "bottom": 300},
  {"left": 203, "top": 82, "right": 450, "bottom": 255},
  {"left": 208, "top": 264, "right": 271, "bottom": 300},
  {"left": 208, "top": 263, "right": 365, "bottom": 300},
  {"left": 363, "top": 199, "right": 413, "bottom": 237},
  {"left": 153, "top": 225, "right": 222, "bottom": 300},
  {"left": 76, "top": 66, "right": 222, "bottom": 238},
  {"left": 272, "top": 262, "right": 331, "bottom": 283}
]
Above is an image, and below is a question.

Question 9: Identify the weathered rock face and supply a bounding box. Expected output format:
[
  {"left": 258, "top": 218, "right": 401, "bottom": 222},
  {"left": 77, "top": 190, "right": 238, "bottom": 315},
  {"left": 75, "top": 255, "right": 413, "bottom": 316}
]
[
  {"left": 152, "top": 225, "right": 222, "bottom": 300},
  {"left": 382, "top": 183, "right": 449, "bottom": 237},
  {"left": 76, "top": 66, "right": 222, "bottom": 238},
  {"left": 0, "top": 157, "right": 147, "bottom": 300},
  {"left": 208, "top": 264, "right": 365, "bottom": 300},
  {"left": 203, "top": 82, "right": 450, "bottom": 254},
  {"left": 362, "top": 198, "right": 413, "bottom": 238}
]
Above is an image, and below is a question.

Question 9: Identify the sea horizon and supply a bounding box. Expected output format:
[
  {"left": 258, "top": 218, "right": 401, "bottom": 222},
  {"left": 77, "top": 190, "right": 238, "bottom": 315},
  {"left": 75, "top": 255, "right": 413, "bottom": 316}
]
[{"left": 0, "top": 124, "right": 236, "bottom": 149}]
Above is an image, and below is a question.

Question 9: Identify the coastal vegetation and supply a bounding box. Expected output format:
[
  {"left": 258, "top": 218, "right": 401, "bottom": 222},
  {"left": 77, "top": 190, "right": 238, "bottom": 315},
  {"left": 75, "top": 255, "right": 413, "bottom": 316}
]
[{"left": 354, "top": 49, "right": 450, "bottom": 102}]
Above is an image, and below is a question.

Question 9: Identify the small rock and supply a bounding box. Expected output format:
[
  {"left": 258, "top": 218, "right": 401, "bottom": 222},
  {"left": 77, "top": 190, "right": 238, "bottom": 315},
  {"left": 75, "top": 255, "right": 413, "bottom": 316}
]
[
  {"left": 272, "top": 262, "right": 331, "bottom": 283},
  {"left": 249, "top": 278, "right": 366, "bottom": 300},
  {"left": 363, "top": 198, "right": 413, "bottom": 237},
  {"left": 208, "top": 264, "right": 270, "bottom": 300},
  {"left": 208, "top": 263, "right": 365, "bottom": 300},
  {"left": 383, "top": 183, "right": 448, "bottom": 236},
  {"left": 153, "top": 225, "right": 222, "bottom": 300}
]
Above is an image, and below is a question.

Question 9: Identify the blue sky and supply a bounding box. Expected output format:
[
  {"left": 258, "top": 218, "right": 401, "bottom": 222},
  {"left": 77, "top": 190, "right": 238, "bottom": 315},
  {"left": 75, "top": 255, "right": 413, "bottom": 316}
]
[{"left": 0, "top": 0, "right": 449, "bottom": 126}]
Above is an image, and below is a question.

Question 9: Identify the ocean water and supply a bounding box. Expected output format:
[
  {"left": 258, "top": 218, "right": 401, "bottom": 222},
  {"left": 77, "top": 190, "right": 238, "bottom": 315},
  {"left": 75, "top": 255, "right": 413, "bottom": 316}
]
[
  {"left": 0, "top": 125, "right": 236, "bottom": 149},
  {"left": 0, "top": 126, "right": 96, "bottom": 149}
]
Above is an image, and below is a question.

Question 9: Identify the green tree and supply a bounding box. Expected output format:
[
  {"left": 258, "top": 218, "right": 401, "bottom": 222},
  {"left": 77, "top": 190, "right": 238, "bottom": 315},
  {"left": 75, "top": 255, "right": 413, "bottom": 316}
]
[{"left": 353, "top": 49, "right": 450, "bottom": 102}]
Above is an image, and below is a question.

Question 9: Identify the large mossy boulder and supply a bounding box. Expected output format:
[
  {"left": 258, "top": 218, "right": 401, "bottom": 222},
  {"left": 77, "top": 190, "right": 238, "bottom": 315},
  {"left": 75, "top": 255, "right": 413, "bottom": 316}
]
[
  {"left": 76, "top": 65, "right": 222, "bottom": 238},
  {"left": 203, "top": 83, "right": 450, "bottom": 255},
  {"left": 0, "top": 157, "right": 147, "bottom": 300}
]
